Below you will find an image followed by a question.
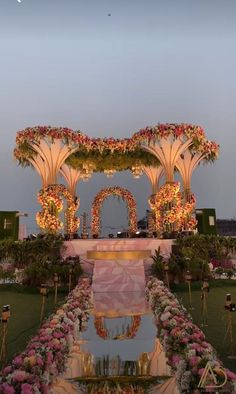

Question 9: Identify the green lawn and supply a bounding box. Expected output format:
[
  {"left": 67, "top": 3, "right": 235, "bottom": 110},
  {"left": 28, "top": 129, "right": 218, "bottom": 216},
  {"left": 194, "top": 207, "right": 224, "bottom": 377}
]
[
  {"left": 0, "top": 285, "right": 66, "bottom": 363},
  {"left": 173, "top": 280, "right": 236, "bottom": 372}
]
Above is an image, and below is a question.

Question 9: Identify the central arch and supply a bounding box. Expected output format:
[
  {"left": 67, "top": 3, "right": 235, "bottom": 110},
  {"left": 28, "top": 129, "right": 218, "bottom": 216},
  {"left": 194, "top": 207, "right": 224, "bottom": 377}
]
[{"left": 91, "top": 186, "right": 138, "bottom": 237}]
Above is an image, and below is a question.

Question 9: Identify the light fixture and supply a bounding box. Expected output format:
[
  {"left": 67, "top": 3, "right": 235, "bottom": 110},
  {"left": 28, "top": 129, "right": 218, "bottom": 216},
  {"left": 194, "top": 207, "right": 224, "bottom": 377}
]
[
  {"left": 131, "top": 162, "right": 143, "bottom": 179},
  {"left": 104, "top": 169, "right": 116, "bottom": 178}
]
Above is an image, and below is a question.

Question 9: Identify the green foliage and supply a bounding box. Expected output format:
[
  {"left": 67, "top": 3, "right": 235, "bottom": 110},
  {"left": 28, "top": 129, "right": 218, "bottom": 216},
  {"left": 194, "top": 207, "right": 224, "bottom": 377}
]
[
  {"left": 0, "top": 235, "right": 64, "bottom": 268},
  {"left": 150, "top": 248, "right": 165, "bottom": 280},
  {"left": 175, "top": 234, "right": 235, "bottom": 262},
  {"left": 225, "top": 268, "right": 234, "bottom": 279},
  {"left": 23, "top": 256, "right": 83, "bottom": 286},
  {"left": 0, "top": 265, "right": 15, "bottom": 282},
  {"left": 67, "top": 148, "right": 159, "bottom": 172},
  {"left": 0, "top": 235, "right": 77, "bottom": 287},
  {"left": 215, "top": 267, "right": 224, "bottom": 276}
]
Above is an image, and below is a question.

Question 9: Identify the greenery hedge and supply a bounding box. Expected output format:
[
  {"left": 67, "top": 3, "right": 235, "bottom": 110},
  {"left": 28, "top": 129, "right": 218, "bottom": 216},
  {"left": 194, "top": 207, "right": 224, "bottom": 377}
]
[
  {"left": 150, "top": 235, "right": 236, "bottom": 283},
  {"left": 0, "top": 235, "right": 83, "bottom": 287}
]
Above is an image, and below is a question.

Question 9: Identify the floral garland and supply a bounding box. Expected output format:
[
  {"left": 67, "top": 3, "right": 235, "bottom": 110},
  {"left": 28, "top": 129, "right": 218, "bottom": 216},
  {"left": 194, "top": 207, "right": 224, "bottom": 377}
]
[
  {"left": 94, "top": 316, "right": 141, "bottom": 340},
  {"left": 14, "top": 126, "right": 138, "bottom": 166},
  {"left": 146, "top": 277, "right": 236, "bottom": 393},
  {"left": 152, "top": 182, "right": 196, "bottom": 233},
  {"left": 132, "top": 123, "right": 206, "bottom": 145},
  {"left": 193, "top": 139, "right": 220, "bottom": 162},
  {"left": 36, "top": 184, "right": 80, "bottom": 234},
  {"left": 15, "top": 126, "right": 90, "bottom": 147},
  {"left": 0, "top": 278, "right": 92, "bottom": 394},
  {"left": 91, "top": 186, "right": 138, "bottom": 236},
  {"left": 14, "top": 125, "right": 219, "bottom": 170}
]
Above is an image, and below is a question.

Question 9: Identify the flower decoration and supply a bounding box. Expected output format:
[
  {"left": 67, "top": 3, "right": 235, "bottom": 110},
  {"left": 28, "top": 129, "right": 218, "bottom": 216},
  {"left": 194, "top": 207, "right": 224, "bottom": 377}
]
[
  {"left": 37, "top": 184, "right": 80, "bottom": 234},
  {"left": 146, "top": 277, "right": 236, "bottom": 392},
  {"left": 132, "top": 123, "right": 206, "bottom": 146},
  {"left": 91, "top": 186, "right": 138, "bottom": 236},
  {"left": 94, "top": 316, "right": 141, "bottom": 340},
  {"left": 0, "top": 278, "right": 92, "bottom": 394},
  {"left": 151, "top": 182, "right": 197, "bottom": 233}
]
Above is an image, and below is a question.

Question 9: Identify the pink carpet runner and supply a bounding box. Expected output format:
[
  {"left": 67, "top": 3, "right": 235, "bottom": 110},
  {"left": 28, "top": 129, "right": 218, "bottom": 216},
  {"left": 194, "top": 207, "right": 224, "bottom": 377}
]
[{"left": 92, "top": 259, "right": 146, "bottom": 292}]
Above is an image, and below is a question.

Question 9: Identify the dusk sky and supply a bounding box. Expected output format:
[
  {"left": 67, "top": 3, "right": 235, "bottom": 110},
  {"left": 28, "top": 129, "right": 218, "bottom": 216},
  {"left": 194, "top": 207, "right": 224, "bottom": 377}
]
[{"left": 0, "top": 0, "right": 236, "bottom": 235}]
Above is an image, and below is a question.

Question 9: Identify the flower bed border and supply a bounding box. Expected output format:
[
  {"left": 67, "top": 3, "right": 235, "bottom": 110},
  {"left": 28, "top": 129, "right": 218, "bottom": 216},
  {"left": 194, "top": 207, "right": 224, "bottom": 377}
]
[
  {"left": 146, "top": 277, "right": 236, "bottom": 393},
  {"left": 0, "top": 278, "right": 92, "bottom": 394}
]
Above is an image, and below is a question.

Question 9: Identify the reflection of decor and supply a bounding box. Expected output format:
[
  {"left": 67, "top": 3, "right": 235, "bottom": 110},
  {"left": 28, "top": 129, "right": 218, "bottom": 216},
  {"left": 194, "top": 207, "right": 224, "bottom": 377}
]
[
  {"left": 152, "top": 182, "right": 196, "bottom": 233},
  {"left": 75, "top": 376, "right": 164, "bottom": 394},
  {"left": 146, "top": 277, "right": 236, "bottom": 393},
  {"left": 94, "top": 316, "right": 141, "bottom": 340},
  {"left": 137, "top": 353, "right": 150, "bottom": 376},
  {"left": 36, "top": 184, "right": 80, "bottom": 234},
  {"left": 0, "top": 278, "right": 92, "bottom": 394},
  {"left": 91, "top": 186, "right": 138, "bottom": 237}
]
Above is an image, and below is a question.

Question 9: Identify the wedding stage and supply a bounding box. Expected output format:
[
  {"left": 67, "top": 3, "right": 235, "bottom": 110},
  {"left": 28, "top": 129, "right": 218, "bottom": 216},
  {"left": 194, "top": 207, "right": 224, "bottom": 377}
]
[
  {"left": 63, "top": 238, "right": 173, "bottom": 293},
  {"left": 63, "top": 238, "right": 173, "bottom": 260}
]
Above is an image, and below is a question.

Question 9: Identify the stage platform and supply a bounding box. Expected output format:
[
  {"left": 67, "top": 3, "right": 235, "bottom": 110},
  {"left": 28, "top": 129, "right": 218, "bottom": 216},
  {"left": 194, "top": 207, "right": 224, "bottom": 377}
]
[
  {"left": 63, "top": 238, "right": 173, "bottom": 260},
  {"left": 63, "top": 239, "right": 173, "bottom": 292}
]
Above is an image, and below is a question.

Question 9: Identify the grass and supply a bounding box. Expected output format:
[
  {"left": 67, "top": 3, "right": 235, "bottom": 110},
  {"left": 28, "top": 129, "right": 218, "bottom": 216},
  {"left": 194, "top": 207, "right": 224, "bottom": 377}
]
[
  {"left": 0, "top": 285, "right": 66, "bottom": 364},
  {"left": 173, "top": 280, "right": 236, "bottom": 372}
]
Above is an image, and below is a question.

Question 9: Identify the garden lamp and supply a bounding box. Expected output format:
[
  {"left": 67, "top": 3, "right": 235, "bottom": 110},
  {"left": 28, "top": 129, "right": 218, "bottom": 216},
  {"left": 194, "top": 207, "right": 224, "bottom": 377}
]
[
  {"left": 0, "top": 305, "right": 11, "bottom": 365},
  {"left": 164, "top": 261, "right": 169, "bottom": 289},
  {"left": 185, "top": 270, "right": 194, "bottom": 310},
  {"left": 54, "top": 273, "right": 59, "bottom": 305},
  {"left": 40, "top": 284, "right": 49, "bottom": 322}
]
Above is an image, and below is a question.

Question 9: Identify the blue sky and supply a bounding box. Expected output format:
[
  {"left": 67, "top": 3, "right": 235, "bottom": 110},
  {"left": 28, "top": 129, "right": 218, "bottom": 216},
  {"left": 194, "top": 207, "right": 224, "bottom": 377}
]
[{"left": 0, "top": 0, "right": 236, "bottom": 234}]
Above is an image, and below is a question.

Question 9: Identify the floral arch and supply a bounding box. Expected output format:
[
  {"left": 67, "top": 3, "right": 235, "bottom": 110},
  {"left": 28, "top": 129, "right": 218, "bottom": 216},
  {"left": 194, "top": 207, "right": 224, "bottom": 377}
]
[
  {"left": 36, "top": 184, "right": 80, "bottom": 234},
  {"left": 91, "top": 186, "right": 138, "bottom": 237}
]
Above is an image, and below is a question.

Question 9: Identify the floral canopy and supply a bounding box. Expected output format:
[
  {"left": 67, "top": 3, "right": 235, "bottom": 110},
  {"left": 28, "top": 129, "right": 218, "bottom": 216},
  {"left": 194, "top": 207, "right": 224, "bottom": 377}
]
[{"left": 14, "top": 123, "right": 219, "bottom": 173}]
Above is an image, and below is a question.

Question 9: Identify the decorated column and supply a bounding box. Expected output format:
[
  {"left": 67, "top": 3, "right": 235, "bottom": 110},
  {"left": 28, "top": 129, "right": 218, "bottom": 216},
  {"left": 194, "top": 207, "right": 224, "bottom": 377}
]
[
  {"left": 176, "top": 140, "right": 219, "bottom": 202},
  {"left": 132, "top": 124, "right": 209, "bottom": 234},
  {"left": 14, "top": 126, "right": 90, "bottom": 233},
  {"left": 142, "top": 165, "right": 164, "bottom": 195}
]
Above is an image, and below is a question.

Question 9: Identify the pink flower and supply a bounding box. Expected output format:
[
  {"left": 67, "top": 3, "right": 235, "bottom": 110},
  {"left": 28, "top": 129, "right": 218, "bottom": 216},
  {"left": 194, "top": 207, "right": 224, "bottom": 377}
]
[
  {"left": 198, "top": 368, "right": 205, "bottom": 376},
  {"left": 21, "top": 384, "right": 33, "bottom": 394},
  {"left": 27, "top": 350, "right": 35, "bottom": 357},
  {"left": 2, "top": 365, "right": 12, "bottom": 375},
  {"left": 36, "top": 356, "right": 44, "bottom": 366},
  {"left": 172, "top": 355, "right": 181, "bottom": 365},
  {"left": 189, "top": 356, "right": 200, "bottom": 367},
  {"left": 226, "top": 370, "right": 236, "bottom": 380},
  {"left": 13, "top": 355, "right": 23, "bottom": 367},
  {"left": 0, "top": 383, "right": 15, "bottom": 394},
  {"left": 160, "top": 312, "right": 171, "bottom": 322},
  {"left": 53, "top": 332, "right": 62, "bottom": 339},
  {"left": 12, "top": 370, "right": 28, "bottom": 382},
  {"left": 46, "top": 351, "right": 53, "bottom": 363}
]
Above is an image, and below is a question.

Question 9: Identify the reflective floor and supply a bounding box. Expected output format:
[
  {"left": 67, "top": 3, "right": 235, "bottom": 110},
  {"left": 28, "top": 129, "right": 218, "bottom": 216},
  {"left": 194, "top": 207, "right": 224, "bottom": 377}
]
[{"left": 79, "top": 291, "right": 158, "bottom": 377}]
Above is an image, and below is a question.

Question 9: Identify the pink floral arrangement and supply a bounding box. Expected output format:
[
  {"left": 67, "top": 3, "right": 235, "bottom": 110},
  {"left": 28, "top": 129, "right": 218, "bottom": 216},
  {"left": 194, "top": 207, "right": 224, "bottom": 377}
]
[
  {"left": 146, "top": 277, "right": 236, "bottom": 392},
  {"left": 15, "top": 126, "right": 90, "bottom": 147},
  {"left": 91, "top": 186, "right": 138, "bottom": 236},
  {"left": 132, "top": 123, "right": 206, "bottom": 145},
  {"left": 0, "top": 278, "right": 92, "bottom": 394}
]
